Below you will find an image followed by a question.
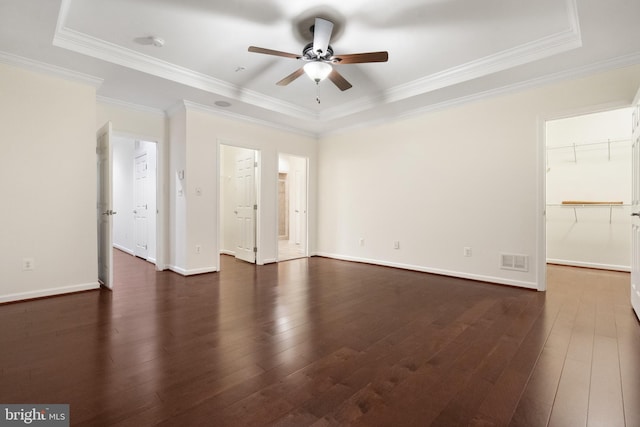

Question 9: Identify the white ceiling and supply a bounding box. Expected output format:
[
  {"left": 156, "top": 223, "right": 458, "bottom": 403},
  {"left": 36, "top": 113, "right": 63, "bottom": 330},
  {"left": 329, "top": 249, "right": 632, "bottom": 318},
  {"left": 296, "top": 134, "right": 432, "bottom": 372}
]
[{"left": 1, "top": 0, "right": 639, "bottom": 136}]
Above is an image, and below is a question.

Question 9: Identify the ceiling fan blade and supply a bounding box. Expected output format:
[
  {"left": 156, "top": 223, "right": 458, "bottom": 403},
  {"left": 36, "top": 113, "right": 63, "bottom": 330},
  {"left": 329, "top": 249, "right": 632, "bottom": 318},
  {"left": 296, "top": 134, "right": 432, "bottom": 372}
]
[
  {"left": 276, "top": 68, "right": 305, "bottom": 86},
  {"left": 328, "top": 69, "right": 352, "bottom": 91},
  {"left": 331, "top": 51, "right": 389, "bottom": 64},
  {"left": 312, "top": 18, "right": 334, "bottom": 58},
  {"left": 248, "top": 46, "right": 300, "bottom": 59}
]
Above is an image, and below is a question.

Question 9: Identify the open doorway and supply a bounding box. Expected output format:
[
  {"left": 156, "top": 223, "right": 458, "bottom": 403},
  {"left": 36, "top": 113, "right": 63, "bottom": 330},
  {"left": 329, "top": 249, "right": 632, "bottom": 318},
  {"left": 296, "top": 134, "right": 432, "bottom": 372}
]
[
  {"left": 219, "top": 144, "right": 260, "bottom": 265},
  {"left": 278, "top": 154, "right": 308, "bottom": 261},
  {"left": 545, "top": 107, "right": 633, "bottom": 272},
  {"left": 112, "top": 136, "right": 158, "bottom": 265}
]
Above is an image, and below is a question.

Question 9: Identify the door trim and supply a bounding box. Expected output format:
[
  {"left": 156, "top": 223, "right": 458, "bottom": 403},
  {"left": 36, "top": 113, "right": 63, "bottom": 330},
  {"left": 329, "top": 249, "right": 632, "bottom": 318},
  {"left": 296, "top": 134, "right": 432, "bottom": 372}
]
[
  {"left": 537, "top": 100, "right": 631, "bottom": 292},
  {"left": 217, "top": 140, "right": 262, "bottom": 270},
  {"left": 111, "top": 131, "right": 165, "bottom": 271},
  {"left": 276, "top": 152, "right": 309, "bottom": 262}
]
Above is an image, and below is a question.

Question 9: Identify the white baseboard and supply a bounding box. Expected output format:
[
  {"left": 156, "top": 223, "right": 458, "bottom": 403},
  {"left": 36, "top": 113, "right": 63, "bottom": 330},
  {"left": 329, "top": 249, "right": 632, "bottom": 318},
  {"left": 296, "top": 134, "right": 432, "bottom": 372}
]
[
  {"left": 220, "top": 250, "right": 235, "bottom": 256},
  {"left": 0, "top": 282, "right": 100, "bottom": 304},
  {"left": 313, "top": 252, "right": 539, "bottom": 290},
  {"left": 546, "top": 259, "right": 630, "bottom": 272},
  {"left": 167, "top": 265, "right": 218, "bottom": 276},
  {"left": 113, "top": 243, "right": 134, "bottom": 256}
]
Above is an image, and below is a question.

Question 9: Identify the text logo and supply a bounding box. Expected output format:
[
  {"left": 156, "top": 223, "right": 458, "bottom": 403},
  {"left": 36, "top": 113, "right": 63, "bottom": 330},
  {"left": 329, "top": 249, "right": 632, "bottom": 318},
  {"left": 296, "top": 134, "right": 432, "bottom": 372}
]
[{"left": 0, "top": 405, "right": 68, "bottom": 426}]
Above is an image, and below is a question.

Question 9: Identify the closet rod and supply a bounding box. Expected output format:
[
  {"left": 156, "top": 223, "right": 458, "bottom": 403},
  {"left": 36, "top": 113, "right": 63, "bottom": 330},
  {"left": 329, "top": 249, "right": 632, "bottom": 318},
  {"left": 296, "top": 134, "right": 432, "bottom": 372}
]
[{"left": 546, "top": 137, "right": 630, "bottom": 151}]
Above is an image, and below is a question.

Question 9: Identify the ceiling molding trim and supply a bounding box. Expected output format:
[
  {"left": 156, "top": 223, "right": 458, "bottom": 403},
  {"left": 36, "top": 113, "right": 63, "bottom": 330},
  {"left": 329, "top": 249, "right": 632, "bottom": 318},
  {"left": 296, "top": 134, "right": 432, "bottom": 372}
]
[
  {"left": 52, "top": 25, "right": 315, "bottom": 121},
  {"left": 321, "top": 0, "right": 582, "bottom": 122},
  {"left": 321, "top": 52, "right": 640, "bottom": 139},
  {"left": 0, "top": 50, "right": 103, "bottom": 88},
  {"left": 392, "top": 52, "right": 640, "bottom": 123},
  {"left": 96, "top": 96, "right": 166, "bottom": 117},
  {"left": 182, "top": 100, "right": 316, "bottom": 138}
]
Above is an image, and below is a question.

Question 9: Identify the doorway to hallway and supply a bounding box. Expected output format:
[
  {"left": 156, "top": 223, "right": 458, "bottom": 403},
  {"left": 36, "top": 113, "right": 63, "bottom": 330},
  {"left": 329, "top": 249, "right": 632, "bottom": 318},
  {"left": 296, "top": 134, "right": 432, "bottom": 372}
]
[
  {"left": 278, "top": 153, "right": 308, "bottom": 261},
  {"left": 112, "top": 136, "right": 158, "bottom": 264}
]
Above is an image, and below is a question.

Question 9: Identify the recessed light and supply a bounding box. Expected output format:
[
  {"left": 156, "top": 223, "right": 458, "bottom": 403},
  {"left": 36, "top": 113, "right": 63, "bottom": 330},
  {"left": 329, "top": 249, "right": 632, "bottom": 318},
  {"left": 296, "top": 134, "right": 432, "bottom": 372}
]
[
  {"left": 150, "top": 37, "right": 165, "bottom": 47},
  {"left": 215, "top": 101, "right": 231, "bottom": 108},
  {"left": 134, "top": 36, "right": 165, "bottom": 47}
]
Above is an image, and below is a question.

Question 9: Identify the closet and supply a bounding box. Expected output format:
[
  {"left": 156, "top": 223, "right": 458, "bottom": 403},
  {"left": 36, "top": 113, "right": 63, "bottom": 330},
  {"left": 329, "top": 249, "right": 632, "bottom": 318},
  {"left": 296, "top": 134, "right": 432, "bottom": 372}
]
[{"left": 546, "top": 108, "right": 632, "bottom": 271}]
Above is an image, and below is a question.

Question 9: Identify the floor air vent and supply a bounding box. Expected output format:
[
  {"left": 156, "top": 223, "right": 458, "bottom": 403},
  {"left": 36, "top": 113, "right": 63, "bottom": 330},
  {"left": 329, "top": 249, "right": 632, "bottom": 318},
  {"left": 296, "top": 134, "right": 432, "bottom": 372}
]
[{"left": 500, "top": 253, "right": 529, "bottom": 272}]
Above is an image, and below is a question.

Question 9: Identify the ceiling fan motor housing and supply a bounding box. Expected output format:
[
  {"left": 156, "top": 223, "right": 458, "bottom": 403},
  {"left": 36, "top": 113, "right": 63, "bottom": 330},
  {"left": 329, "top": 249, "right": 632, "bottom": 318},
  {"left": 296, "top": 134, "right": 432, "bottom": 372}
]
[{"left": 303, "top": 42, "right": 333, "bottom": 61}]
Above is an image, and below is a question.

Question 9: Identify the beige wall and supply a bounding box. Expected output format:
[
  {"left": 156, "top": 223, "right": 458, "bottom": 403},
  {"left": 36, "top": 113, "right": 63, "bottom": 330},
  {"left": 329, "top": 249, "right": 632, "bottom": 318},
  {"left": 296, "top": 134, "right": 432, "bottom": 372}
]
[
  {"left": 168, "top": 103, "right": 317, "bottom": 274},
  {"left": 0, "top": 63, "right": 98, "bottom": 302},
  {"left": 317, "top": 65, "right": 640, "bottom": 289},
  {"left": 2, "top": 57, "right": 639, "bottom": 300}
]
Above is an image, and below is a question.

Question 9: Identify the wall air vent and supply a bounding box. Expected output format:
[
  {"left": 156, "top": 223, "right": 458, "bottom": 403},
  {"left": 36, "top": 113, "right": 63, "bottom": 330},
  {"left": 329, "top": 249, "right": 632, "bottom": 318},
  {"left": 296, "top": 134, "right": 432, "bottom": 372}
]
[{"left": 500, "top": 253, "right": 529, "bottom": 272}]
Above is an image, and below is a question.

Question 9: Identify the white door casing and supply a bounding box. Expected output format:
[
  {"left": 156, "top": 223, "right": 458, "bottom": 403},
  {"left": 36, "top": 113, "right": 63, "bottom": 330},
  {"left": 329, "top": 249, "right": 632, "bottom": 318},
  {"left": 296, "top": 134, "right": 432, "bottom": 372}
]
[
  {"left": 631, "top": 92, "right": 640, "bottom": 321},
  {"left": 293, "top": 165, "right": 307, "bottom": 254},
  {"left": 134, "top": 151, "right": 149, "bottom": 259},
  {"left": 97, "top": 121, "right": 114, "bottom": 289},
  {"left": 235, "top": 150, "right": 257, "bottom": 263}
]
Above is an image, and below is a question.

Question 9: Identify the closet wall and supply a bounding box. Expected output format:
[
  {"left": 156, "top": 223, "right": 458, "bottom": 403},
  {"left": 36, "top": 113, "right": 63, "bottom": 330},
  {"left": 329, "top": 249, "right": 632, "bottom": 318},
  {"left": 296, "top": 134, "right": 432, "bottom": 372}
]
[{"left": 546, "top": 107, "right": 633, "bottom": 270}]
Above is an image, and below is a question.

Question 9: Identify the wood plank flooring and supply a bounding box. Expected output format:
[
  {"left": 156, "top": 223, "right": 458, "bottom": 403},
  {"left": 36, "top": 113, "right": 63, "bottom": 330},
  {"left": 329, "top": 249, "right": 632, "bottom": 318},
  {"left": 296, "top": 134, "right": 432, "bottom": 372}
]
[{"left": 0, "top": 251, "right": 639, "bottom": 426}]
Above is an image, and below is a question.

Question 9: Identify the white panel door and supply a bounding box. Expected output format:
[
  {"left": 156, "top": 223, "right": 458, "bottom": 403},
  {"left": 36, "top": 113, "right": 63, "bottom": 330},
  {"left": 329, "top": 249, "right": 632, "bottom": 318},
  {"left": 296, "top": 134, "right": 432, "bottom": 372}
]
[
  {"left": 235, "top": 151, "right": 257, "bottom": 263},
  {"left": 134, "top": 152, "right": 149, "bottom": 259},
  {"left": 631, "top": 94, "right": 640, "bottom": 321},
  {"left": 97, "top": 122, "right": 114, "bottom": 289}
]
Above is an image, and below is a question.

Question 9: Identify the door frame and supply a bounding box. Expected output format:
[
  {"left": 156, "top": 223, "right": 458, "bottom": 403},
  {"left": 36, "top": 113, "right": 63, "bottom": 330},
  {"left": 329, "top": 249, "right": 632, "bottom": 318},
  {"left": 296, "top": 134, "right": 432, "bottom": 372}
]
[
  {"left": 97, "top": 121, "right": 114, "bottom": 289},
  {"left": 537, "top": 100, "right": 631, "bottom": 292},
  {"left": 100, "top": 129, "right": 166, "bottom": 272},
  {"left": 276, "top": 152, "right": 309, "bottom": 261},
  {"left": 217, "top": 140, "right": 262, "bottom": 269}
]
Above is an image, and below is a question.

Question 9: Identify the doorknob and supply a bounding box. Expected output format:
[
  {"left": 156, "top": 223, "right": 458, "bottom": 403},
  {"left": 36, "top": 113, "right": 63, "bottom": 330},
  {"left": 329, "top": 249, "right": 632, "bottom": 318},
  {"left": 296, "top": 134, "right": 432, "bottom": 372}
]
[
  {"left": 632, "top": 212, "right": 640, "bottom": 217},
  {"left": 102, "top": 209, "right": 117, "bottom": 216}
]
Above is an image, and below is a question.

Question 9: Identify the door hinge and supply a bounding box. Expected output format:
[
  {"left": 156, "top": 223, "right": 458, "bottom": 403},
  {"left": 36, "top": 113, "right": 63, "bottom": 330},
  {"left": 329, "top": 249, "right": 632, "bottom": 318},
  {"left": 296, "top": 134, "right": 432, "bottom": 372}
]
[
  {"left": 253, "top": 204, "right": 258, "bottom": 210},
  {"left": 253, "top": 247, "right": 257, "bottom": 253},
  {"left": 254, "top": 161, "right": 258, "bottom": 168}
]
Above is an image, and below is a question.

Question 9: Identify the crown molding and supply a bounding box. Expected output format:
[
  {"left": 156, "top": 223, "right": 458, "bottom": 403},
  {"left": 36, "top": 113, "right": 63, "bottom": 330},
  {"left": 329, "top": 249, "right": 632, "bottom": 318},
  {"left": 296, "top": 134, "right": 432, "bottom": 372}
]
[
  {"left": 321, "top": 0, "right": 582, "bottom": 122},
  {"left": 96, "top": 95, "right": 166, "bottom": 116},
  {"left": 54, "top": 0, "right": 315, "bottom": 121},
  {"left": 320, "top": 53, "right": 640, "bottom": 138},
  {"left": 55, "top": 0, "right": 583, "bottom": 125},
  {"left": 182, "top": 100, "right": 317, "bottom": 138},
  {"left": 0, "top": 50, "right": 103, "bottom": 87}
]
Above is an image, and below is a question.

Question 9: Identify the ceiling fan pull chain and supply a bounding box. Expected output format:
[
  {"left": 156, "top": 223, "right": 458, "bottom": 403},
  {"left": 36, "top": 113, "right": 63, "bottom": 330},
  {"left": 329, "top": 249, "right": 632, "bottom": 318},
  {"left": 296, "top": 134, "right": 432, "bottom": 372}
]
[{"left": 316, "top": 82, "right": 321, "bottom": 104}]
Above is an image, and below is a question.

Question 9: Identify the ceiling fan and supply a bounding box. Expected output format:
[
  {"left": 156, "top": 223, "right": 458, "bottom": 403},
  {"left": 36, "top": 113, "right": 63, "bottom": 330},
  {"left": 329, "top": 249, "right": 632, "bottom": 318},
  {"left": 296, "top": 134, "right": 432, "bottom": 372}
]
[{"left": 248, "top": 17, "right": 388, "bottom": 92}]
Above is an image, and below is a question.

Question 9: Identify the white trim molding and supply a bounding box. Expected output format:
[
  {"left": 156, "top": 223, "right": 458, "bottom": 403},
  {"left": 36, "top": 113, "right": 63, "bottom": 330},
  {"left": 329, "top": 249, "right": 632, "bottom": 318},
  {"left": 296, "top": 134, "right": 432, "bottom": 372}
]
[
  {"left": 0, "top": 282, "right": 100, "bottom": 304},
  {"left": 547, "top": 259, "right": 630, "bottom": 272},
  {"left": 54, "top": 0, "right": 586, "bottom": 126},
  {"left": 97, "top": 96, "right": 165, "bottom": 116},
  {"left": 0, "top": 50, "right": 103, "bottom": 88},
  {"left": 167, "top": 265, "right": 219, "bottom": 276},
  {"left": 314, "top": 252, "right": 538, "bottom": 290}
]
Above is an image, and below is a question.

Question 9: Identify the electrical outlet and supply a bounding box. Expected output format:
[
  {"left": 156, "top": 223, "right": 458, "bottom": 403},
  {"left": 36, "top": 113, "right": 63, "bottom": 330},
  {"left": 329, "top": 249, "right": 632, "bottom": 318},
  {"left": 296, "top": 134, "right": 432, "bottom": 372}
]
[
  {"left": 359, "top": 238, "right": 364, "bottom": 247},
  {"left": 464, "top": 247, "right": 472, "bottom": 257},
  {"left": 195, "top": 245, "right": 201, "bottom": 254},
  {"left": 22, "top": 257, "right": 35, "bottom": 271},
  {"left": 393, "top": 241, "right": 400, "bottom": 249}
]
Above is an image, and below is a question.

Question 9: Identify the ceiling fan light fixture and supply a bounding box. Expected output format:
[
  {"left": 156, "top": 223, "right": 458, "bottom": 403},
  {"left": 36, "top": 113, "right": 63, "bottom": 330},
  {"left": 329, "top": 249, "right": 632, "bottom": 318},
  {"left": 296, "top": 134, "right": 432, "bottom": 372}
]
[{"left": 303, "top": 61, "right": 332, "bottom": 83}]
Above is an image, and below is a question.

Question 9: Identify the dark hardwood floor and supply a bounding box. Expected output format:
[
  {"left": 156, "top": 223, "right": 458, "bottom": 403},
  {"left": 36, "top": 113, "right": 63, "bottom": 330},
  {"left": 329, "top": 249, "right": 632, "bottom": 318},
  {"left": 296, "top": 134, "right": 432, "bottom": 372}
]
[{"left": 1, "top": 251, "right": 639, "bottom": 426}]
